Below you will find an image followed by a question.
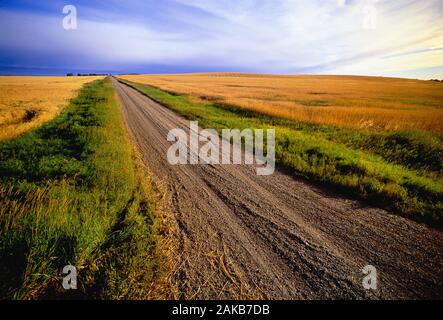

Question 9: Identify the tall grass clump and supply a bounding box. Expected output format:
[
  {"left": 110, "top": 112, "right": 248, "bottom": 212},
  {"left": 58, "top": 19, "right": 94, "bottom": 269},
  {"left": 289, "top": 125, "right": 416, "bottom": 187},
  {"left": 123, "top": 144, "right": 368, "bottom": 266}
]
[{"left": 0, "top": 78, "right": 160, "bottom": 299}]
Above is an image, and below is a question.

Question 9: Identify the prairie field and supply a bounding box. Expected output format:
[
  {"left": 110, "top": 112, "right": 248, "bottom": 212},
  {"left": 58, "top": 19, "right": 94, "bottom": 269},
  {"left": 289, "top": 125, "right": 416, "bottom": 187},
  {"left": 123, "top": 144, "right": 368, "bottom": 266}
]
[
  {"left": 0, "top": 76, "right": 103, "bottom": 140},
  {"left": 0, "top": 78, "right": 160, "bottom": 299},
  {"left": 120, "top": 73, "right": 443, "bottom": 134}
]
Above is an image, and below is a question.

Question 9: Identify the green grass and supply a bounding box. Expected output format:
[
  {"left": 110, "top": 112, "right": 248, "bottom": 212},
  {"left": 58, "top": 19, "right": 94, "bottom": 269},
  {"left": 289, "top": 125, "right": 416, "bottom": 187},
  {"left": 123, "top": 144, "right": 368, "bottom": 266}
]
[
  {"left": 120, "top": 79, "right": 443, "bottom": 228},
  {"left": 0, "top": 78, "right": 161, "bottom": 299}
]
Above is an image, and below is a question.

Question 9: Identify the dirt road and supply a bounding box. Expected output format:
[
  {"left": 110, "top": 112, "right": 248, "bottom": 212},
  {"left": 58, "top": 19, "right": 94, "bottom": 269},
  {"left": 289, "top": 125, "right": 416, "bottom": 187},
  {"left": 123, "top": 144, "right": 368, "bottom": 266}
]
[{"left": 112, "top": 78, "right": 443, "bottom": 299}]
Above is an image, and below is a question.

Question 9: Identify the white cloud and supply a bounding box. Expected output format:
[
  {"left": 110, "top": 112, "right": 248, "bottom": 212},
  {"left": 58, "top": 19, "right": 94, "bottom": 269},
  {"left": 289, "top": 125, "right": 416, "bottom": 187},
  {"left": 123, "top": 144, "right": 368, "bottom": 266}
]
[{"left": 0, "top": 0, "right": 442, "bottom": 77}]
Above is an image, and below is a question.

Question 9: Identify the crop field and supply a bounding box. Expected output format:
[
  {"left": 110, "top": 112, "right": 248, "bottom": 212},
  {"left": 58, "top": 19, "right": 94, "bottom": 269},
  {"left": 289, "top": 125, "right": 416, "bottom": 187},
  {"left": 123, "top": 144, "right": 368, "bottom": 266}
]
[
  {"left": 0, "top": 76, "right": 103, "bottom": 141},
  {"left": 120, "top": 73, "right": 443, "bottom": 134}
]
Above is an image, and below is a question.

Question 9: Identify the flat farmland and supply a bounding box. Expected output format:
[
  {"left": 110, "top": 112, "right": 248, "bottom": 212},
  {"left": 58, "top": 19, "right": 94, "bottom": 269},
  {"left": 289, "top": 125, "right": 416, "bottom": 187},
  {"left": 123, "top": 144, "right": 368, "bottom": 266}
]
[
  {"left": 0, "top": 76, "right": 103, "bottom": 140},
  {"left": 120, "top": 73, "right": 443, "bottom": 134}
]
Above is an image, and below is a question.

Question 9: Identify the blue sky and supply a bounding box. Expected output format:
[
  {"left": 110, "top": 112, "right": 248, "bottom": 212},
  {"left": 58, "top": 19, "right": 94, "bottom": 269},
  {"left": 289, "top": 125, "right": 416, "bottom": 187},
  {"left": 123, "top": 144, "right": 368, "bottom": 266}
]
[{"left": 0, "top": 0, "right": 442, "bottom": 78}]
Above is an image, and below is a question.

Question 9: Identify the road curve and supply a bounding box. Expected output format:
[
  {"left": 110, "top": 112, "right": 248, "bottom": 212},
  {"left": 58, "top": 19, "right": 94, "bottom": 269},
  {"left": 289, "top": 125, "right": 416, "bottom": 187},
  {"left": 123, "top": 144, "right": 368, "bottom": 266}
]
[{"left": 112, "top": 78, "right": 443, "bottom": 299}]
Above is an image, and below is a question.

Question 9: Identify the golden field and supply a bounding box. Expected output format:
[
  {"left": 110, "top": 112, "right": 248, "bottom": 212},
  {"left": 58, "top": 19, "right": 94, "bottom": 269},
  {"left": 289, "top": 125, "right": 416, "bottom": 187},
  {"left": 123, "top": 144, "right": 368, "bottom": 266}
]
[
  {"left": 0, "top": 76, "right": 103, "bottom": 140},
  {"left": 120, "top": 73, "right": 443, "bottom": 133}
]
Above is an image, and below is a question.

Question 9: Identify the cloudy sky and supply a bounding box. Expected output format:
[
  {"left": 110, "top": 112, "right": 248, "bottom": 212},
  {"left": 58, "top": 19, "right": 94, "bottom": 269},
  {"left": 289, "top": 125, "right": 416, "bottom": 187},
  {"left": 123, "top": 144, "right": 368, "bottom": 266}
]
[{"left": 0, "top": 0, "right": 442, "bottom": 78}]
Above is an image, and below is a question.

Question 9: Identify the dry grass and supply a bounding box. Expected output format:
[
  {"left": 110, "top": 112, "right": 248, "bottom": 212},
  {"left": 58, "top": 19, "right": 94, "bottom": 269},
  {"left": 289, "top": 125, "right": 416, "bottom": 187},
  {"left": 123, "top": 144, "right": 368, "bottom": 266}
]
[
  {"left": 0, "top": 76, "right": 103, "bottom": 140},
  {"left": 120, "top": 73, "right": 443, "bottom": 133}
]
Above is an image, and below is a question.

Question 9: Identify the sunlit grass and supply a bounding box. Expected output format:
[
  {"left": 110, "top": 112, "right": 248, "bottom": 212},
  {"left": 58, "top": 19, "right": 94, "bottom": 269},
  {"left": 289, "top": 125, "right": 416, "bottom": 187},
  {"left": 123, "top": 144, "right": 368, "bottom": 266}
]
[{"left": 120, "top": 73, "right": 443, "bottom": 134}]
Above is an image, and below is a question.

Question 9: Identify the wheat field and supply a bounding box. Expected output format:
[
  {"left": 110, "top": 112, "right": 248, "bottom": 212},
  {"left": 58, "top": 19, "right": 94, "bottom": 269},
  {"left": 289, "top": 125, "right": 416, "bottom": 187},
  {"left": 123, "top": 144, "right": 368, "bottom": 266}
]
[
  {"left": 120, "top": 73, "right": 443, "bottom": 133},
  {"left": 0, "top": 76, "right": 103, "bottom": 140}
]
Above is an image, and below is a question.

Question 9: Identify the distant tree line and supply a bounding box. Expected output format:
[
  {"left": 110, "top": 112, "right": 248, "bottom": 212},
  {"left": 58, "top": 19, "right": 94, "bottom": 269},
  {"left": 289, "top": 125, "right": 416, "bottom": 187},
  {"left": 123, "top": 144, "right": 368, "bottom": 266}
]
[
  {"left": 430, "top": 79, "right": 443, "bottom": 82},
  {"left": 66, "top": 73, "right": 110, "bottom": 76}
]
